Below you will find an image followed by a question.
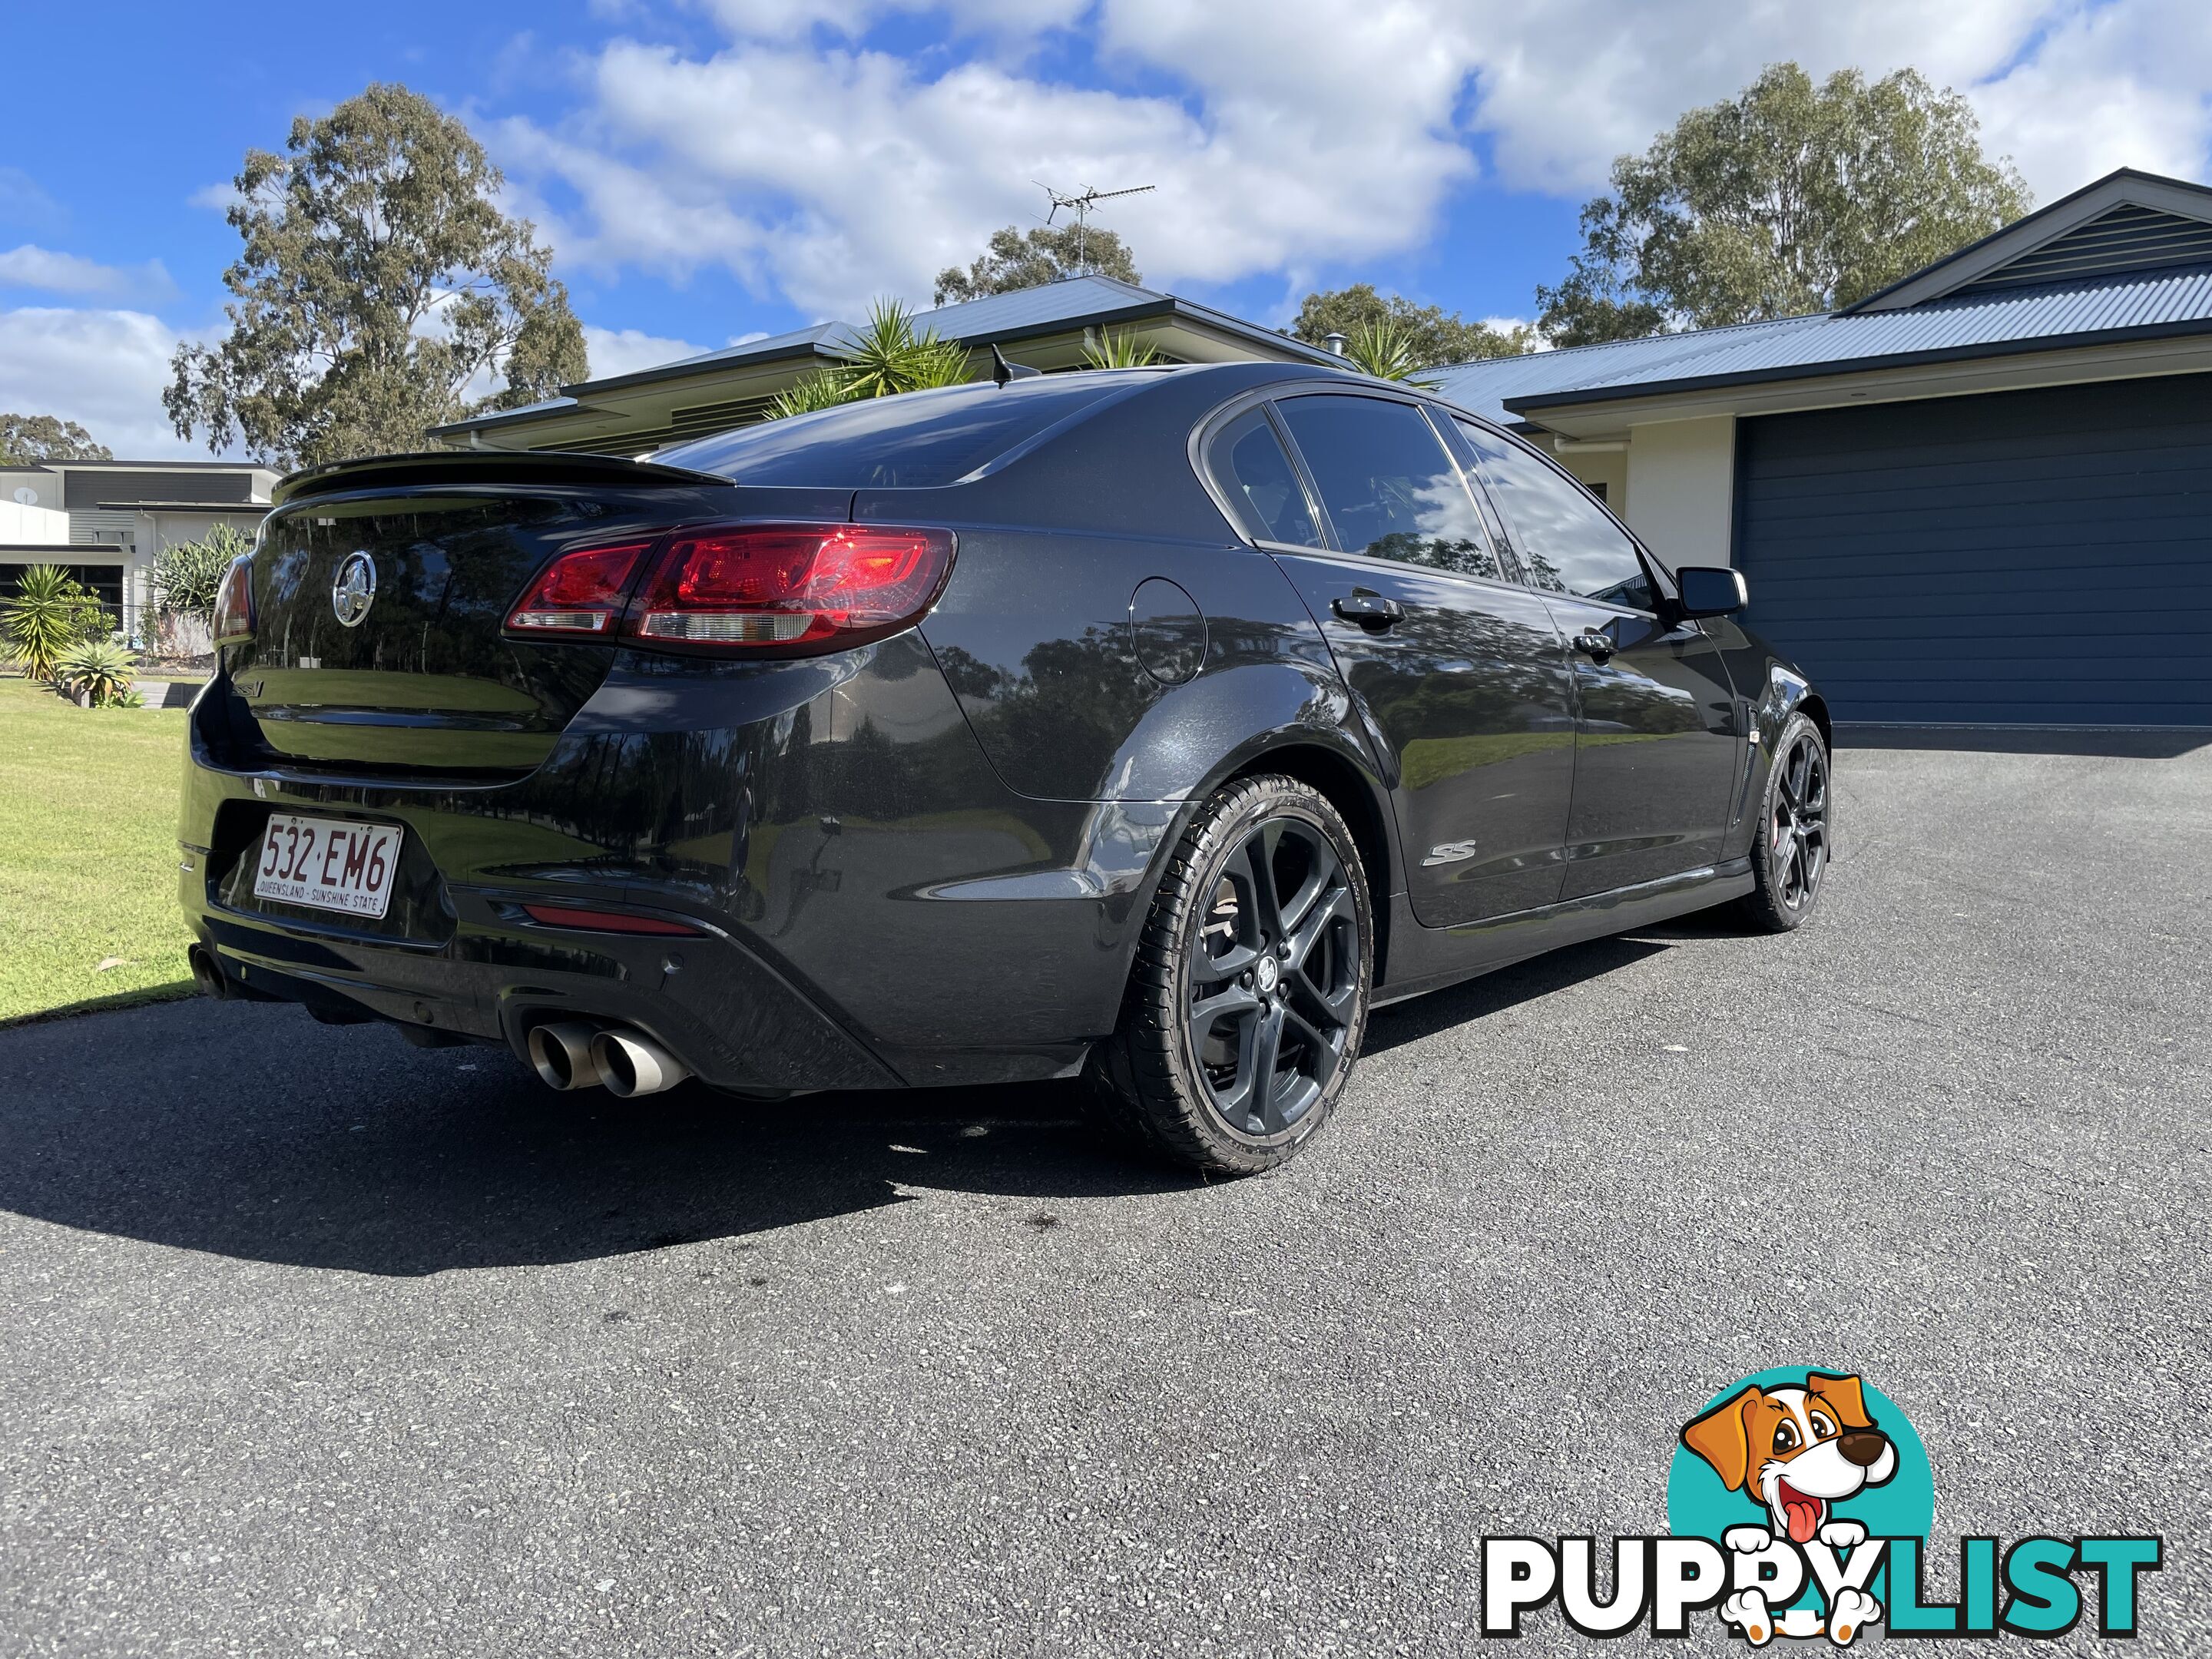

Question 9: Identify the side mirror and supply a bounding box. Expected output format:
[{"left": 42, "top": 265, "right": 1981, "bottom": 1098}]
[{"left": 1675, "top": 565, "right": 1747, "bottom": 620}]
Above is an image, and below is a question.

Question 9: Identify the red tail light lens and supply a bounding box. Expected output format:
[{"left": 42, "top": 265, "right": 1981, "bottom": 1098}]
[
  {"left": 213, "top": 553, "right": 255, "bottom": 645},
  {"left": 506, "top": 541, "right": 654, "bottom": 637},
  {"left": 502, "top": 522, "right": 955, "bottom": 655},
  {"left": 631, "top": 523, "right": 955, "bottom": 651}
]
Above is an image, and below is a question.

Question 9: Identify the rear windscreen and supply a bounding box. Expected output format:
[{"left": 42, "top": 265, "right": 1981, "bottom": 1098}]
[{"left": 658, "top": 376, "right": 1142, "bottom": 488}]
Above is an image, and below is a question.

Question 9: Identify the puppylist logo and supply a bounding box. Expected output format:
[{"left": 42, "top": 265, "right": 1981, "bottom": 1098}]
[{"left": 1480, "top": 1367, "right": 2163, "bottom": 1644}]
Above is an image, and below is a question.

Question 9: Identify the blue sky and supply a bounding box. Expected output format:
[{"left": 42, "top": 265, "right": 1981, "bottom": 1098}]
[{"left": 3, "top": 0, "right": 2207, "bottom": 456}]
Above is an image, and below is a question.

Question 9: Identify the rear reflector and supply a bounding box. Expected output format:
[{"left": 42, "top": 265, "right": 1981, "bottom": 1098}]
[
  {"left": 506, "top": 541, "right": 654, "bottom": 637},
  {"left": 520, "top": 903, "right": 706, "bottom": 936}
]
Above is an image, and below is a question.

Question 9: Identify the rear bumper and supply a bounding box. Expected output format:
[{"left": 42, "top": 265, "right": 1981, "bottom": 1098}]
[
  {"left": 188, "top": 899, "right": 901, "bottom": 1095},
  {"left": 179, "top": 635, "right": 1184, "bottom": 1091}
]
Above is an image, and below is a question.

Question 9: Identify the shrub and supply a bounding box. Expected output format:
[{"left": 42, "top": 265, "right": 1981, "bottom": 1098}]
[
  {"left": 835, "top": 300, "right": 971, "bottom": 399},
  {"left": 5, "top": 565, "right": 112, "bottom": 682},
  {"left": 766, "top": 372, "right": 860, "bottom": 421},
  {"left": 53, "top": 636, "right": 140, "bottom": 708},
  {"left": 1344, "top": 316, "right": 1440, "bottom": 386},
  {"left": 1082, "top": 327, "right": 1161, "bottom": 369},
  {"left": 153, "top": 522, "right": 252, "bottom": 624}
]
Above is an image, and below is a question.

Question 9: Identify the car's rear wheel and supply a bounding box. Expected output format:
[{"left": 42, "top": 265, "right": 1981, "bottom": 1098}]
[
  {"left": 1739, "top": 712, "right": 1830, "bottom": 932},
  {"left": 1087, "top": 774, "right": 1372, "bottom": 1174}
]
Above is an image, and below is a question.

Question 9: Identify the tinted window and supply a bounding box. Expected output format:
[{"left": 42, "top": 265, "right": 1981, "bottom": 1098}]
[
  {"left": 660, "top": 377, "right": 1134, "bottom": 488},
  {"left": 1457, "top": 420, "right": 1655, "bottom": 611},
  {"left": 1277, "top": 396, "right": 1503, "bottom": 580},
  {"left": 1211, "top": 408, "right": 1322, "bottom": 547}
]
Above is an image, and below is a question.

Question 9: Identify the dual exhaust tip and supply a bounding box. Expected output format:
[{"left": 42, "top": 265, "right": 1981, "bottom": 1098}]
[{"left": 527, "top": 1022, "right": 692, "bottom": 1098}]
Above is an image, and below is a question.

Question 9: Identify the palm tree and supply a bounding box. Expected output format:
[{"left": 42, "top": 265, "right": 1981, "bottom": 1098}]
[
  {"left": 1344, "top": 316, "right": 1441, "bottom": 386},
  {"left": 5, "top": 566, "right": 106, "bottom": 682},
  {"left": 834, "top": 300, "right": 973, "bottom": 399},
  {"left": 758, "top": 300, "right": 975, "bottom": 421},
  {"left": 766, "top": 372, "right": 859, "bottom": 421},
  {"left": 1082, "top": 326, "right": 1161, "bottom": 369}
]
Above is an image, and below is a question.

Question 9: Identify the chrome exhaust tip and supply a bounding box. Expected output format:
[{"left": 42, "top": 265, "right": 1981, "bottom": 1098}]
[
  {"left": 528, "top": 1022, "right": 607, "bottom": 1091},
  {"left": 187, "top": 944, "right": 227, "bottom": 999},
  {"left": 590, "top": 1029, "right": 692, "bottom": 1098}
]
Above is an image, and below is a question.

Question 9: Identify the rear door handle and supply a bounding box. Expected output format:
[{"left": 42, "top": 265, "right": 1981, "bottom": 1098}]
[
  {"left": 1571, "top": 628, "right": 1615, "bottom": 661},
  {"left": 1333, "top": 593, "right": 1404, "bottom": 631}
]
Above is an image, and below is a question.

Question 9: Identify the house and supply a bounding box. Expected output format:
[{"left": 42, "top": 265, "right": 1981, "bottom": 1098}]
[
  {"left": 0, "top": 458, "right": 277, "bottom": 643},
  {"left": 1435, "top": 167, "right": 2212, "bottom": 730},
  {"left": 426, "top": 274, "right": 1344, "bottom": 456}
]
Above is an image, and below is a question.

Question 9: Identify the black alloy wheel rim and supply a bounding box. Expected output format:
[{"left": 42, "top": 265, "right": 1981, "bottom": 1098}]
[
  {"left": 1187, "top": 815, "right": 1360, "bottom": 1139},
  {"left": 1770, "top": 730, "right": 1829, "bottom": 911}
]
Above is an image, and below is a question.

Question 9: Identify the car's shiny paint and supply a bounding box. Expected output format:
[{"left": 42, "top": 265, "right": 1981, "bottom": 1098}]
[{"left": 179, "top": 361, "right": 1826, "bottom": 1096}]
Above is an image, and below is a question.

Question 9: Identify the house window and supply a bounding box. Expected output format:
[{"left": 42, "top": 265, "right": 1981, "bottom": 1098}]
[{"left": 0, "top": 561, "right": 126, "bottom": 609}]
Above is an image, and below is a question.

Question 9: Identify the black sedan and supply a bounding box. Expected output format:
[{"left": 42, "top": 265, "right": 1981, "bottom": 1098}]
[{"left": 180, "top": 362, "right": 1832, "bottom": 1173}]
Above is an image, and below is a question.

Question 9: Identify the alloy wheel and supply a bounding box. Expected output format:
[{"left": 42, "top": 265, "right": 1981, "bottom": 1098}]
[
  {"left": 1770, "top": 729, "right": 1829, "bottom": 911},
  {"left": 1186, "top": 815, "right": 1361, "bottom": 1139}
]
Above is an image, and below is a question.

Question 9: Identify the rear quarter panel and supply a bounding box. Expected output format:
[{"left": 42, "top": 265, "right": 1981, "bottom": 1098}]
[{"left": 861, "top": 372, "right": 1369, "bottom": 808}]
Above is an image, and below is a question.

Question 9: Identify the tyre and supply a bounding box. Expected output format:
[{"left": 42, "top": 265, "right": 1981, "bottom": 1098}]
[
  {"left": 1087, "top": 774, "right": 1373, "bottom": 1174},
  {"left": 1738, "top": 712, "right": 1831, "bottom": 932}
]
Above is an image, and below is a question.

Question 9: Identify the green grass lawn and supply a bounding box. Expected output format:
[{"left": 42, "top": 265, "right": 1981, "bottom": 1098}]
[{"left": 0, "top": 679, "right": 197, "bottom": 1025}]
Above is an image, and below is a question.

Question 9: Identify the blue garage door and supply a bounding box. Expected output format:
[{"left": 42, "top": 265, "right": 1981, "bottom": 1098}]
[{"left": 1734, "top": 373, "right": 2212, "bottom": 725}]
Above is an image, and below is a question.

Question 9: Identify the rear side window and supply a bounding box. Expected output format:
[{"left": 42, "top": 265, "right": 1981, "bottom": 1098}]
[
  {"left": 660, "top": 377, "right": 1133, "bottom": 488},
  {"left": 1276, "top": 395, "right": 1503, "bottom": 580},
  {"left": 1457, "top": 419, "right": 1656, "bottom": 611},
  {"left": 1210, "top": 408, "right": 1322, "bottom": 547}
]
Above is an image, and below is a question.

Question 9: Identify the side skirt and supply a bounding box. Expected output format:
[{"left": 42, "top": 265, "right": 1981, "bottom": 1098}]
[{"left": 1372, "top": 858, "right": 1753, "bottom": 1008}]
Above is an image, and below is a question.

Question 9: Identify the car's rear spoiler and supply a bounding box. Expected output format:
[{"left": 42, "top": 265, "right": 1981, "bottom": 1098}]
[{"left": 271, "top": 449, "right": 735, "bottom": 508}]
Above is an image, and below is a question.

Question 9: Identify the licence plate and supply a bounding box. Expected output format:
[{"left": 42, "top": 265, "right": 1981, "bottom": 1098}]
[{"left": 251, "top": 813, "right": 403, "bottom": 919}]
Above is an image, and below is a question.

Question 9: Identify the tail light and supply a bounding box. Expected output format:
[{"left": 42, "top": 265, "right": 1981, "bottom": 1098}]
[
  {"left": 213, "top": 553, "right": 255, "bottom": 645},
  {"left": 506, "top": 541, "right": 654, "bottom": 637},
  {"left": 634, "top": 524, "right": 954, "bottom": 650},
  {"left": 503, "top": 522, "right": 955, "bottom": 657}
]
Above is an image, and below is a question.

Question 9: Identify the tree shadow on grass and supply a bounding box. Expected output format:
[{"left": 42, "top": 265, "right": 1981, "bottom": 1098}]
[{"left": 0, "top": 979, "right": 194, "bottom": 1030}]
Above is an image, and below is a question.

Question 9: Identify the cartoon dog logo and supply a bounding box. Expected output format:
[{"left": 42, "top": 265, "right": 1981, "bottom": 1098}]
[{"left": 1681, "top": 1372, "right": 1898, "bottom": 1644}]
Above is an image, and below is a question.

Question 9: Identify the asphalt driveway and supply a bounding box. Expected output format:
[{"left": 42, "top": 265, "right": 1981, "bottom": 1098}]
[{"left": 2, "top": 740, "right": 2207, "bottom": 1655}]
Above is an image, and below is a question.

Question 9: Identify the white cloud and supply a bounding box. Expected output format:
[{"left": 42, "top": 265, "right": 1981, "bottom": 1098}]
[
  {"left": 584, "top": 323, "right": 709, "bottom": 378},
  {"left": 500, "top": 19, "right": 1482, "bottom": 316},
  {"left": 1968, "top": 0, "right": 2212, "bottom": 192},
  {"left": 187, "top": 181, "right": 243, "bottom": 214},
  {"left": 0, "top": 245, "right": 175, "bottom": 302},
  {"left": 698, "top": 0, "right": 1086, "bottom": 39},
  {"left": 0, "top": 307, "right": 217, "bottom": 460},
  {"left": 493, "top": 0, "right": 2212, "bottom": 325},
  {"left": 0, "top": 167, "right": 65, "bottom": 235}
]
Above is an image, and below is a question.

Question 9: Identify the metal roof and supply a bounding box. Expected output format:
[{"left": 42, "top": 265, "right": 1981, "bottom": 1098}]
[
  {"left": 438, "top": 276, "right": 1341, "bottom": 437},
  {"left": 1496, "top": 261, "right": 2212, "bottom": 413},
  {"left": 1432, "top": 168, "right": 2212, "bottom": 421},
  {"left": 588, "top": 321, "right": 854, "bottom": 391},
  {"left": 1841, "top": 166, "right": 2212, "bottom": 312},
  {"left": 1429, "top": 316, "right": 1830, "bottom": 422}
]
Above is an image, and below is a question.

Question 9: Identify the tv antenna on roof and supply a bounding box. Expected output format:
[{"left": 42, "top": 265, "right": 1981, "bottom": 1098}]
[{"left": 1036, "top": 181, "right": 1154, "bottom": 273}]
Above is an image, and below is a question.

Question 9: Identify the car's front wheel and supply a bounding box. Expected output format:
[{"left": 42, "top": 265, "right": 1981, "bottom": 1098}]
[
  {"left": 1739, "top": 712, "right": 1831, "bottom": 932},
  {"left": 1088, "top": 774, "right": 1373, "bottom": 1174}
]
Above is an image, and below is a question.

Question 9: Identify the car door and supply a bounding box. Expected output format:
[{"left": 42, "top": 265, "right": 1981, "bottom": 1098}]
[
  {"left": 1208, "top": 393, "right": 1577, "bottom": 927},
  {"left": 1453, "top": 419, "right": 1742, "bottom": 899}
]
